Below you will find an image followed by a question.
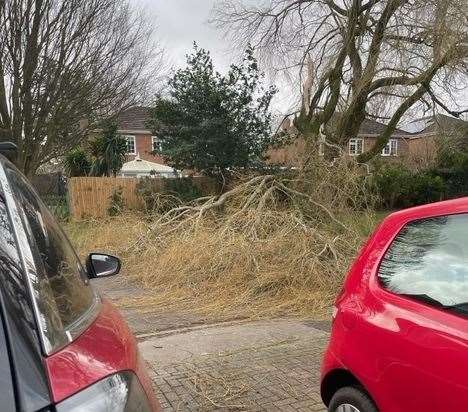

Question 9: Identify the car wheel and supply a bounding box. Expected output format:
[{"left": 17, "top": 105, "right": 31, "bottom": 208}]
[{"left": 328, "top": 386, "right": 378, "bottom": 412}]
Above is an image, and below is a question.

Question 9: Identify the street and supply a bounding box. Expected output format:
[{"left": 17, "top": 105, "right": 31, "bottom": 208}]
[{"left": 93, "top": 277, "right": 330, "bottom": 411}]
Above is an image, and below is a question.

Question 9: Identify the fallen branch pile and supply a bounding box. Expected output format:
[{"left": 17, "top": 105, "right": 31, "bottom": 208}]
[{"left": 73, "top": 157, "right": 377, "bottom": 318}]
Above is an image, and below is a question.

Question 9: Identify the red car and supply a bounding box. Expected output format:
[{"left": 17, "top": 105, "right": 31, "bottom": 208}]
[
  {"left": 0, "top": 143, "right": 160, "bottom": 410},
  {"left": 321, "top": 197, "right": 468, "bottom": 412}
]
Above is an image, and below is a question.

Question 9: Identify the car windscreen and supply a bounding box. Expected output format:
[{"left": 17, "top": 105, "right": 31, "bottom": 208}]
[{"left": 4, "top": 163, "right": 99, "bottom": 353}]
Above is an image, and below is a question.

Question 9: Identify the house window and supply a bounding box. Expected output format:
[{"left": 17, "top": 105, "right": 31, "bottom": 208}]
[
  {"left": 152, "top": 136, "right": 162, "bottom": 153},
  {"left": 382, "top": 139, "right": 398, "bottom": 156},
  {"left": 124, "top": 135, "right": 136, "bottom": 154},
  {"left": 348, "top": 138, "right": 363, "bottom": 156}
]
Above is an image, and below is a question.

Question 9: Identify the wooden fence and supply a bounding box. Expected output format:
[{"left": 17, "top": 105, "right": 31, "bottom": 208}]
[{"left": 68, "top": 176, "right": 217, "bottom": 220}]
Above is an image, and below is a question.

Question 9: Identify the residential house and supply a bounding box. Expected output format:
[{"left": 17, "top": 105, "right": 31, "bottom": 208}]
[
  {"left": 109, "top": 107, "right": 467, "bottom": 175},
  {"left": 267, "top": 114, "right": 467, "bottom": 168},
  {"left": 267, "top": 117, "right": 411, "bottom": 165},
  {"left": 403, "top": 114, "right": 468, "bottom": 169},
  {"left": 114, "top": 106, "right": 179, "bottom": 178}
]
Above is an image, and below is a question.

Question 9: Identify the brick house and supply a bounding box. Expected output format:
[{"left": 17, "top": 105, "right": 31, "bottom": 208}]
[
  {"left": 404, "top": 114, "right": 468, "bottom": 169},
  {"left": 267, "top": 114, "right": 467, "bottom": 168},
  {"left": 112, "top": 106, "right": 182, "bottom": 177},
  {"left": 267, "top": 117, "right": 411, "bottom": 165},
  {"left": 112, "top": 107, "right": 467, "bottom": 174},
  {"left": 116, "top": 106, "right": 164, "bottom": 164}
]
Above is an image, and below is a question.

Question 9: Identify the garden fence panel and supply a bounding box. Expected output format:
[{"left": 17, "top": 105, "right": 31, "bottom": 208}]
[{"left": 68, "top": 176, "right": 217, "bottom": 219}]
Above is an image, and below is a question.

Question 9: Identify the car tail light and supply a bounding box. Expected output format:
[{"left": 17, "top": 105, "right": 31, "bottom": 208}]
[{"left": 55, "top": 372, "right": 153, "bottom": 411}]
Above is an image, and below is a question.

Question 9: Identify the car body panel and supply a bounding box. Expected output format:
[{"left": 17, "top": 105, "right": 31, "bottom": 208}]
[
  {"left": 0, "top": 303, "right": 17, "bottom": 412},
  {"left": 321, "top": 197, "right": 468, "bottom": 412},
  {"left": 45, "top": 299, "right": 160, "bottom": 410},
  {"left": 0, "top": 154, "right": 160, "bottom": 411},
  {"left": 0, "top": 168, "right": 52, "bottom": 411}
]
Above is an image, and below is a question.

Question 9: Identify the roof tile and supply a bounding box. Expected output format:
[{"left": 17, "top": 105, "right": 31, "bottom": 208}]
[{"left": 118, "top": 106, "right": 151, "bottom": 131}]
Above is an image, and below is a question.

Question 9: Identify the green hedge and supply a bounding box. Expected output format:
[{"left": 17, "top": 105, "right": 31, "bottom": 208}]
[
  {"left": 136, "top": 177, "right": 203, "bottom": 213},
  {"left": 434, "top": 151, "right": 468, "bottom": 198},
  {"left": 372, "top": 165, "right": 445, "bottom": 209}
]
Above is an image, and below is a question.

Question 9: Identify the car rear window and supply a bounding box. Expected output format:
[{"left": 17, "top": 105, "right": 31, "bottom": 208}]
[
  {"left": 378, "top": 213, "right": 468, "bottom": 316},
  {"left": 5, "top": 165, "right": 99, "bottom": 352}
]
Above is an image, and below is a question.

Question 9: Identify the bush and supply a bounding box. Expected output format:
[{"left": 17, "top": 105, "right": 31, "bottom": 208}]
[
  {"left": 136, "top": 177, "right": 203, "bottom": 213},
  {"left": 164, "top": 177, "right": 203, "bottom": 203},
  {"left": 432, "top": 151, "right": 468, "bottom": 199},
  {"left": 372, "top": 165, "right": 445, "bottom": 209},
  {"left": 64, "top": 148, "right": 91, "bottom": 177},
  {"left": 108, "top": 186, "right": 124, "bottom": 216}
]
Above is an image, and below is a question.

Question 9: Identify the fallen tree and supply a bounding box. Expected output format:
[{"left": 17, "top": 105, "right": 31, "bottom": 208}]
[{"left": 71, "top": 157, "right": 378, "bottom": 318}]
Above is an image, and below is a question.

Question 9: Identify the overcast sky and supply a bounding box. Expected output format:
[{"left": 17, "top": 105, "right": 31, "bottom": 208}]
[
  {"left": 133, "top": 0, "right": 230, "bottom": 69},
  {"left": 130, "top": 0, "right": 466, "bottom": 121},
  {"left": 131, "top": 0, "right": 296, "bottom": 115}
]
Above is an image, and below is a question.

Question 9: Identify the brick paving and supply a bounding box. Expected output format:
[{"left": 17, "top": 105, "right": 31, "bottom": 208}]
[
  {"left": 145, "top": 331, "right": 328, "bottom": 411},
  {"left": 92, "top": 278, "right": 330, "bottom": 411}
]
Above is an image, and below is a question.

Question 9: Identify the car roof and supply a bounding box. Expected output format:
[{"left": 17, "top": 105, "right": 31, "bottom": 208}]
[{"left": 384, "top": 197, "right": 468, "bottom": 226}]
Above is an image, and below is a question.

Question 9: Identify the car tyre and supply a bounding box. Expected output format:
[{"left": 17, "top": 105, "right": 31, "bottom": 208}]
[{"left": 328, "top": 386, "right": 378, "bottom": 412}]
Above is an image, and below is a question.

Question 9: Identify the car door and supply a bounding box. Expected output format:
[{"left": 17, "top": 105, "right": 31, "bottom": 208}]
[
  {"left": 1, "top": 160, "right": 100, "bottom": 356},
  {"left": 368, "top": 212, "right": 468, "bottom": 411},
  {"left": 0, "top": 163, "right": 53, "bottom": 412},
  {"left": 0, "top": 296, "right": 16, "bottom": 412}
]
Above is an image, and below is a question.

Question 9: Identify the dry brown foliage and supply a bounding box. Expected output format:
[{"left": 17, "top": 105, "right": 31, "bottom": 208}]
[{"left": 68, "top": 158, "right": 378, "bottom": 319}]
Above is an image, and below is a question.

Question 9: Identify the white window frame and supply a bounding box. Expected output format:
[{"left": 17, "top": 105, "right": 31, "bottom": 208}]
[
  {"left": 348, "top": 138, "right": 363, "bottom": 156},
  {"left": 124, "top": 135, "right": 136, "bottom": 155},
  {"left": 152, "top": 136, "right": 162, "bottom": 153},
  {"left": 381, "top": 139, "right": 398, "bottom": 156}
]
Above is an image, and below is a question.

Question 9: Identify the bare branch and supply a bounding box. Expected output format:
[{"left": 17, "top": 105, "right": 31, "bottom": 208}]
[{"left": 0, "top": 0, "right": 164, "bottom": 175}]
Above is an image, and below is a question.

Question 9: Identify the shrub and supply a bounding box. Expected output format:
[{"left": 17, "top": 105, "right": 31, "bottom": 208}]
[
  {"left": 136, "top": 177, "right": 203, "bottom": 213},
  {"left": 64, "top": 148, "right": 91, "bottom": 177},
  {"left": 410, "top": 173, "right": 445, "bottom": 205},
  {"left": 164, "top": 177, "right": 203, "bottom": 202},
  {"left": 432, "top": 151, "right": 468, "bottom": 199},
  {"left": 372, "top": 165, "right": 445, "bottom": 209},
  {"left": 89, "top": 121, "right": 128, "bottom": 177},
  {"left": 108, "top": 186, "right": 124, "bottom": 216}
]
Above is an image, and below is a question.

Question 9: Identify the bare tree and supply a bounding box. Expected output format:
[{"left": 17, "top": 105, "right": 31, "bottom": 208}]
[
  {"left": 213, "top": 0, "right": 468, "bottom": 162},
  {"left": 0, "top": 0, "right": 162, "bottom": 175}
]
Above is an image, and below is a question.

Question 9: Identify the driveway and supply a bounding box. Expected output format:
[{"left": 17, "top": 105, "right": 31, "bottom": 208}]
[{"left": 92, "top": 278, "right": 330, "bottom": 411}]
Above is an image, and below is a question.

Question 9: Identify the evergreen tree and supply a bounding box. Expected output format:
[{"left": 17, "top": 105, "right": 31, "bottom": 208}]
[{"left": 148, "top": 44, "right": 276, "bottom": 178}]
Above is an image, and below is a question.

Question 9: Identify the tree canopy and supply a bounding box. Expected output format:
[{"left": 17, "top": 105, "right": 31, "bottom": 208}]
[
  {"left": 214, "top": 0, "right": 467, "bottom": 162},
  {"left": 148, "top": 44, "right": 276, "bottom": 178},
  {"left": 0, "top": 0, "right": 160, "bottom": 175}
]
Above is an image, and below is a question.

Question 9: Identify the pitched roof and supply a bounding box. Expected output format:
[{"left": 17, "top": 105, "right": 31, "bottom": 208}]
[
  {"left": 280, "top": 115, "right": 410, "bottom": 137},
  {"left": 418, "top": 114, "right": 468, "bottom": 135},
  {"left": 117, "top": 106, "right": 151, "bottom": 131},
  {"left": 121, "top": 155, "right": 177, "bottom": 173},
  {"left": 358, "top": 118, "right": 410, "bottom": 136}
]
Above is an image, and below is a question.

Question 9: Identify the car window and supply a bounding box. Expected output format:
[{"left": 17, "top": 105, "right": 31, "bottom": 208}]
[
  {"left": 0, "top": 193, "right": 38, "bottom": 337},
  {"left": 0, "top": 192, "right": 51, "bottom": 411},
  {"left": 378, "top": 214, "right": 468, "bottom": 316},
  {"left": 4, "top": 164, "right": 98, "bottom": 352},
  {"left": 0, "top": 305, "right": 16, "bottom": 412}
]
